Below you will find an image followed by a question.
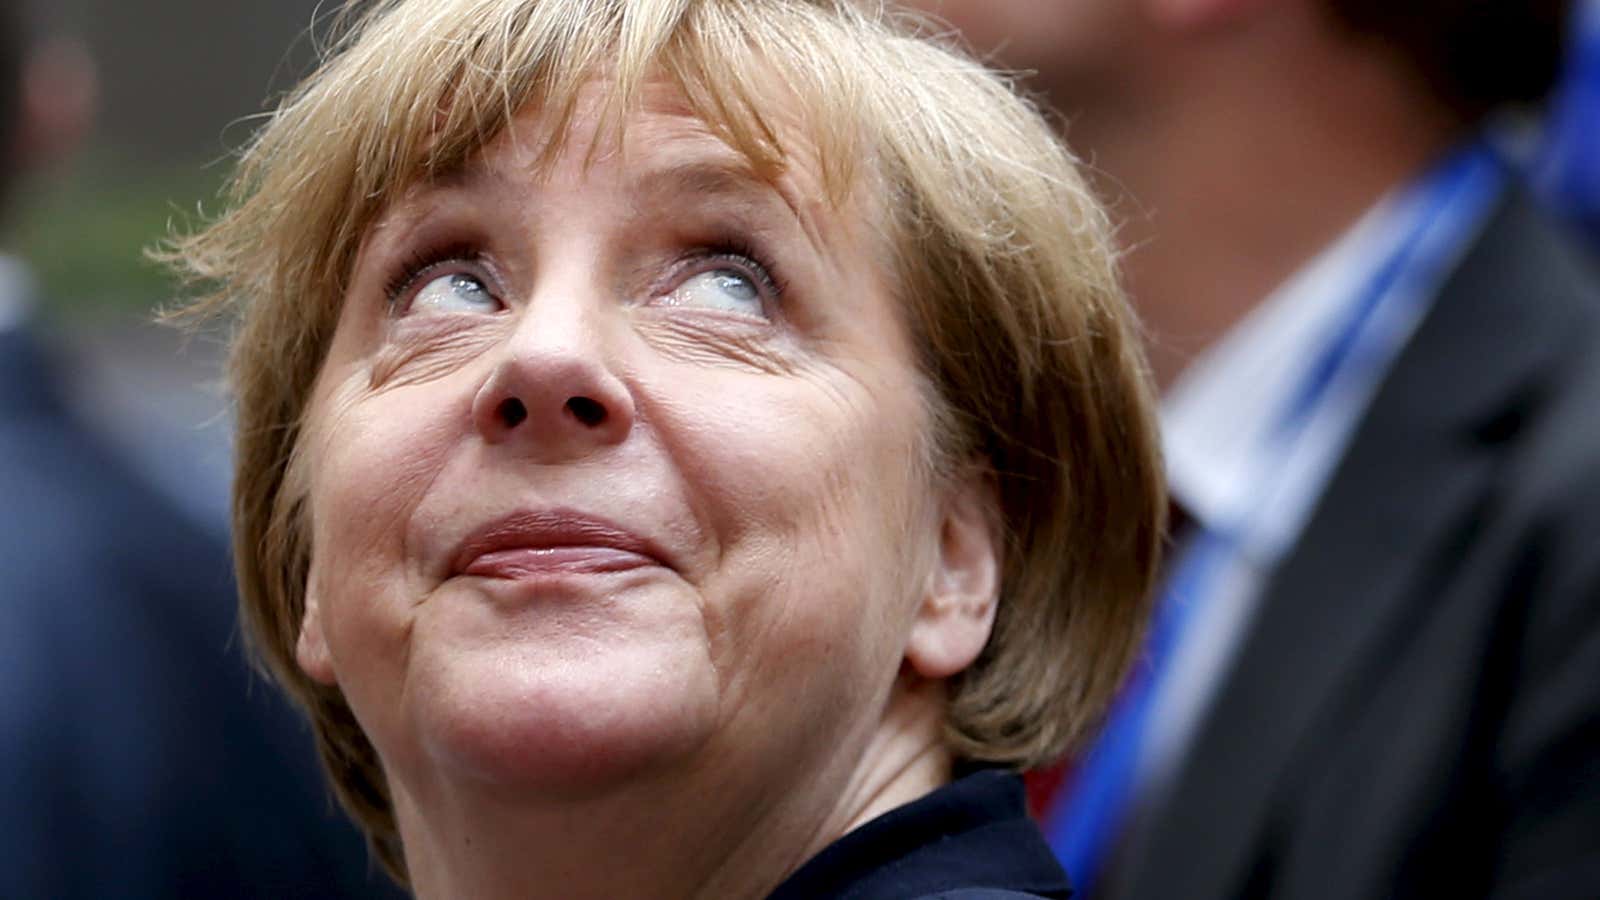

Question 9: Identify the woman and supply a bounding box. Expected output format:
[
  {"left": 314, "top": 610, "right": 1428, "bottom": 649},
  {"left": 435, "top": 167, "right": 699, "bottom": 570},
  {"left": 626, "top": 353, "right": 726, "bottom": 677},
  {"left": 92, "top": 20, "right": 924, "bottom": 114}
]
[{"left": 168, "top": 0, "right": 1164, "bottom": 896}]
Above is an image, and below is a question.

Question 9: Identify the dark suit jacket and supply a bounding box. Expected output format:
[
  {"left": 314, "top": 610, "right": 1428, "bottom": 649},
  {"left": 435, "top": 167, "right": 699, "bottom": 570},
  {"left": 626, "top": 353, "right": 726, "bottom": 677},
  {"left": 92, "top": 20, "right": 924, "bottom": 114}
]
[
  {"left": 769, "top": 770, "right": 1073, "bottom": 900},
  {"left": 0, "top": 328, "right": 403, "bottom": 898},
  {"left": 1106, "top": 194, "right": 1600, "bottom": 899}
]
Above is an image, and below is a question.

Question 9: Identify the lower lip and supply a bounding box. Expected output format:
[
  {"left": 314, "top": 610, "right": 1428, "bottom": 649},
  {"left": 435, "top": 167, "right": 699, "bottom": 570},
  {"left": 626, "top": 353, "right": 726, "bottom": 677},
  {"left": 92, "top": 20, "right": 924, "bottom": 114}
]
[{"left": 462, "top": 547, "right": 659, "bottom": 579}]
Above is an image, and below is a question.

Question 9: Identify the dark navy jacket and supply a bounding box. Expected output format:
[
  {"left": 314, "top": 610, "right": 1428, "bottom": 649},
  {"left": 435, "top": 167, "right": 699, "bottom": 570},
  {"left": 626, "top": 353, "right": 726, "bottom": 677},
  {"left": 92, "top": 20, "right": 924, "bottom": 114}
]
[
  {"left": 769, "top": 770, "right": 1073, "bottom": 900},
  {"left": 0, "top": 328, "right": 402, "bottom": 899}
]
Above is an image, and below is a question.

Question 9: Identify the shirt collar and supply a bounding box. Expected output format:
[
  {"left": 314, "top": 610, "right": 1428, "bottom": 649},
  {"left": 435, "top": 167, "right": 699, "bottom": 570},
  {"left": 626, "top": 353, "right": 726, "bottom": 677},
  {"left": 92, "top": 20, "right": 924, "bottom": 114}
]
[{"left": 1159, "top": 189, "right": 1418, "bottom": 536}]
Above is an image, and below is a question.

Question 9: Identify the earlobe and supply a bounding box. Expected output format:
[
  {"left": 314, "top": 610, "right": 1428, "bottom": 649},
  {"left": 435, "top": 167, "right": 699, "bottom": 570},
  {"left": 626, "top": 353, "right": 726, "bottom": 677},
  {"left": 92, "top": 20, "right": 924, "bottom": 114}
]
[
  {"left": 905, "top": 469, "right": 1001, "bottom": 681},
  {"left": 296, "top": 588, "right": 339, "bottom": 686}
]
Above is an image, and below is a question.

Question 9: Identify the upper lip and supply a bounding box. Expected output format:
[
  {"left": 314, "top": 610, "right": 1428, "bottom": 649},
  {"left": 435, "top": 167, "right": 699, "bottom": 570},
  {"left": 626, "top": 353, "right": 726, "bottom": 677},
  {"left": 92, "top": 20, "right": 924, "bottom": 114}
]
[{"left": 449, "top": 508, "right": 673, "bottom": 576}]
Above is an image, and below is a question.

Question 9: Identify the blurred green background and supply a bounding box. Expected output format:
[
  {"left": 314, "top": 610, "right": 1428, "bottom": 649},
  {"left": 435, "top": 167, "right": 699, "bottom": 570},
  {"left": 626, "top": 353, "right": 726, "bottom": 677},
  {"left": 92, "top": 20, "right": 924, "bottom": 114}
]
[
  {"left": 13, "top": 0, "right": 324, "bottom": 322},
  {"left": 12, "top": 156, "right": 223, "bottom": 319}
]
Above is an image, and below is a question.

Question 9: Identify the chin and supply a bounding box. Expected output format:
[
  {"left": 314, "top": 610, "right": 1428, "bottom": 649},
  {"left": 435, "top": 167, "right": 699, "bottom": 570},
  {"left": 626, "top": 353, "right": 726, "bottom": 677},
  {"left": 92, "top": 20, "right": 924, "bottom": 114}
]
[{"left": 403, "top": 638, "right": 722, "bottom": 798}]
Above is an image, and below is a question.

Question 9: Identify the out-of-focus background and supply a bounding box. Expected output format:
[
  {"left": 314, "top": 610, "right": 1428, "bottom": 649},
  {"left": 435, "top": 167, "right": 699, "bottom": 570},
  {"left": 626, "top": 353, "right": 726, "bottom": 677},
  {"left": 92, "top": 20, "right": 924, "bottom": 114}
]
[
  {"left": 8, "top": 0, "right": 1598, "bottom": 896},
  {"left": 5, "top": 5, "right": 416, "bottom": 895},
  {"left": 15, "top": 0, "right": 325, "bottom": 528}
]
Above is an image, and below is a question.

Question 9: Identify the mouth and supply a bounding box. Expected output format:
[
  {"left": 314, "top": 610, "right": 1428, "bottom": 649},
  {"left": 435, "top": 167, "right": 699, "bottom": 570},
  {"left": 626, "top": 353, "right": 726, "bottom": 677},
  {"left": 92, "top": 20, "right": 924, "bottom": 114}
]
[{"left": 451, "top": 508, "right": 672, "bottom": 580}]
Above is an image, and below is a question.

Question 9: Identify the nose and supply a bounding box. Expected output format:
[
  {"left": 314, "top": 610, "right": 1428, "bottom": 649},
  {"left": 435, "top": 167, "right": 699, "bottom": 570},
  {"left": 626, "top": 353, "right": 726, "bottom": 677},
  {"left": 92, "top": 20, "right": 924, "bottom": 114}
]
[{"left": 471, "top": 298, "right": 635, "bottom": 457}]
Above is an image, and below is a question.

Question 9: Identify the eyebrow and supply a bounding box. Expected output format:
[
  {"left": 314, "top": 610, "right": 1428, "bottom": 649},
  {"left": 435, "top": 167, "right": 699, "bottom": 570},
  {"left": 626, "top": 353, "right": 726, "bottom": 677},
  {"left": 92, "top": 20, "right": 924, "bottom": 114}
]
[
  {"left": 627, "top": 160, "right": 794, "bottom": 216},
  {"left": 631, "top": 155, "right": 761, "bottom": 191},
  {"left": 429, "top": 151, "right": 774, "bottom": 199},
  {"left": 392, "top": 153, "right": 828, "bottom": 258},
  {"left": 625, "top": 159, "right": 828, "bottom": 255}
]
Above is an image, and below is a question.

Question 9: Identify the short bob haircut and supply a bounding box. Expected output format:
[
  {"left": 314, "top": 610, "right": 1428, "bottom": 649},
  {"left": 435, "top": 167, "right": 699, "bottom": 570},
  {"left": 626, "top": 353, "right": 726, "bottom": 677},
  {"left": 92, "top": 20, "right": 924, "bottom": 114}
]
[{"left": 168, "top": 0, "right": 1164, "bottom": 880}]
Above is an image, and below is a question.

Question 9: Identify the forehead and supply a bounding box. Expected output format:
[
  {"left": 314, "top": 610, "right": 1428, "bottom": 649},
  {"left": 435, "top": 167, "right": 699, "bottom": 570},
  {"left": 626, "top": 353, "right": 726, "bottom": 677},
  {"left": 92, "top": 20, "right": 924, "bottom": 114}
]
[
  {"left": 493, "top": 83, "right": 816, "bottom": 205},
  {"left": 373, "top": 79, "right": 889, "bottom": 271}
]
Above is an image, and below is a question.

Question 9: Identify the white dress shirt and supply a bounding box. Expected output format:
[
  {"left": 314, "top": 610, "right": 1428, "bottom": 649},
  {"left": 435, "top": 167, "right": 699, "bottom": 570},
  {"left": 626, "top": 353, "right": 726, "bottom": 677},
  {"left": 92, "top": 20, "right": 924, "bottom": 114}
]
[{"left": 1137, "top": 156, "right": 1504, "bottom": 795}]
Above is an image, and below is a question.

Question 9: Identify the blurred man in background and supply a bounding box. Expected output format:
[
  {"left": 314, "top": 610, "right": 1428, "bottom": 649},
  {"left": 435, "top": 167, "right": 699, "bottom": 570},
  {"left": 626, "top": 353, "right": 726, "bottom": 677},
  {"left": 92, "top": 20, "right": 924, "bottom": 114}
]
[
  {"left": 0, "top": 4, "right": 402, "bottom": 896},
  {"left": 905, "top": 1, "right": 1600, "bottom": 897}
]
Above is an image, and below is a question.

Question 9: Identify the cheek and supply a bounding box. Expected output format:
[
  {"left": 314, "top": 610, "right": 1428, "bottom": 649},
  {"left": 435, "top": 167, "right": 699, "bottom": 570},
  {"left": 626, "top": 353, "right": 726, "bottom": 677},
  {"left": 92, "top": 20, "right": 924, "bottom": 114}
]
[
  {"left": 648, "top": 363, "right": 934, "bottom": 703},
  {"left": 304, "top": 317, "right": 500, "bottom": 599},
  {"left": 675, "top": 373, "right": 926, "bottom": 563},
  {"left": 302, "top": 374, "right": 467, "bottom": 701}
]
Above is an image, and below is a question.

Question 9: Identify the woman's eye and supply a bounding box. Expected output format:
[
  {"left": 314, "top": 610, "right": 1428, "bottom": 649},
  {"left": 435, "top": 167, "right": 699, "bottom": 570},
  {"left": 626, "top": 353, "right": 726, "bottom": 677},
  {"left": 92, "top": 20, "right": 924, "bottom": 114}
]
[
  {"left": 664, "top": 267, "right": 768, "bottom": 318},
  {"left": 407, "top": 272, "right": 499, "bottom": 316}
]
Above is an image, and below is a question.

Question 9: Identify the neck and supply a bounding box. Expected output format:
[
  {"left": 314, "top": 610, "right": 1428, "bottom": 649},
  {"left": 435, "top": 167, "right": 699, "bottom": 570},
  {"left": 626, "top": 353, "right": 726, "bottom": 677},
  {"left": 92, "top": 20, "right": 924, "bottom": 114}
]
[
  {"left": 395, "top": 677, "right": 955, "bottom": 900},
  {"left": 1062, "top": 17, "right": 1467, "bottom": 390}
]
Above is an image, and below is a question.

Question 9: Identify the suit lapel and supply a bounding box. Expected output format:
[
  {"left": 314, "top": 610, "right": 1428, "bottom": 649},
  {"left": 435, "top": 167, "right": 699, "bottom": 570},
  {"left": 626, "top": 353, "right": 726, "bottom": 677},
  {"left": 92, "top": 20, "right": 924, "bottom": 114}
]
[{"left": 1113, "top": 194, "right": 1586, "bottom": 899}]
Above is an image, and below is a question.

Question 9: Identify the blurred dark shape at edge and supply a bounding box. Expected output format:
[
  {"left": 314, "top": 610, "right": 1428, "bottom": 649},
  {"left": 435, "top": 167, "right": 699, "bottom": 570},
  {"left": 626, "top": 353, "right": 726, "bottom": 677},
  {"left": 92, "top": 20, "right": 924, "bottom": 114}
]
[{"left": 0, "top": 0, "right": 404, "bottom": 895}]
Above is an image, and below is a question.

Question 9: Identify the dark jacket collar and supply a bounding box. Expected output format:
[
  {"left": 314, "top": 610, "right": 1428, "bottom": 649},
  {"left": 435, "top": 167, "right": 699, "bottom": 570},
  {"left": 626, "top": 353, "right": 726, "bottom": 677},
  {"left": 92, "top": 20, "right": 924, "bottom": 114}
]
[
  {"left": 768, "top": 769, "right": 1072, "bottom": 900},
  {"left": 1112, "top": 190, "right": 1600, "bottom": 898}
]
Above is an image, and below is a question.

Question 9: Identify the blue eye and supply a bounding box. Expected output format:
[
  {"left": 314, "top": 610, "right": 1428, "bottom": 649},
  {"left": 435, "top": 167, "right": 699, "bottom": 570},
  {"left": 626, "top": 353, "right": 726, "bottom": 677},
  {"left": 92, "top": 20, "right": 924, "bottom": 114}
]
[
  {"left": 672, "top": 269, "right": 762, "bottom": 314},
  {"left": 662, "top": 252, "right": 779, "bottom": 319},
  {"left": 408, "top": 272, "right": 500, "bottom": 315}
]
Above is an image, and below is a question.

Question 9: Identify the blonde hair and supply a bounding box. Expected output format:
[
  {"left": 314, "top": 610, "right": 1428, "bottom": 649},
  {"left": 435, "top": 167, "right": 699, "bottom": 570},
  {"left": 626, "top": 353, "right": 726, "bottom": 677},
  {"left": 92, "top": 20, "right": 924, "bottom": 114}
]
[{"left": 167, "top": 0, "right": 1164, "bottom": 882}]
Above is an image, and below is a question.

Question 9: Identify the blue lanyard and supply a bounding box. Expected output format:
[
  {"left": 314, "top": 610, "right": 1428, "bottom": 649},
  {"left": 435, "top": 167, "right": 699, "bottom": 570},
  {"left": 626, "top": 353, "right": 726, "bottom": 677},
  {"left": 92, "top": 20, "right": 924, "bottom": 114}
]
[
  {"left": 1144, "top": 137, "right": 1507, "bottom": 776},
  {"left": 1045, "top": 138, "right": 1508, "bottom": 898},
  {"left": 1161, "top": 136, "right": 1506, "bottom": 698},
  {"left": 1274, "top": 140, "right": 1506, "bottom": 443},
  {"left": 1533, "top": 0, "right": 1600, "bottom": 240},
  {"left": 1178, "top": 138, "right": 1509, "bottom": 572}
]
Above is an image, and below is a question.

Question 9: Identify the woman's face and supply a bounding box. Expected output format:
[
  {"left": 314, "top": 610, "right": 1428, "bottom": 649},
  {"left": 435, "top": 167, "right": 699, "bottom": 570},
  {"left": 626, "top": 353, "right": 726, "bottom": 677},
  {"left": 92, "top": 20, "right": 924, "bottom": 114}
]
[{"left": 294, "top": 85, "right": 994, "bottom": 809}]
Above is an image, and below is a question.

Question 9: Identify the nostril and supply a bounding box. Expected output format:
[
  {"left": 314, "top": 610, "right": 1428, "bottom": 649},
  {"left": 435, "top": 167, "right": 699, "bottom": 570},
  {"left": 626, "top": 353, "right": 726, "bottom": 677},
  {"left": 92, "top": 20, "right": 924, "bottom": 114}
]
[
  {"left": 496, "top": 397, "right": 528, "bottom": 429},
  {"left": 565, "top": 396, "right": 607, "bottom": 428}
]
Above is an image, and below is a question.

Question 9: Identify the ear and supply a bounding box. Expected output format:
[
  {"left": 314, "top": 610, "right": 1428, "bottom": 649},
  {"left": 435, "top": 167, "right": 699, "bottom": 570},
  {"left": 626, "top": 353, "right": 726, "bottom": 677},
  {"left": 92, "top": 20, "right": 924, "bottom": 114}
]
[
  {"left": 1145, "top": 0, "right": 1275, "bottom": 30},
  {"left": 905, "top": 468, "right": 1002, "bottom": 680},
  {"left": 295, "top": 586, "right": 339, "bottom": 686}
]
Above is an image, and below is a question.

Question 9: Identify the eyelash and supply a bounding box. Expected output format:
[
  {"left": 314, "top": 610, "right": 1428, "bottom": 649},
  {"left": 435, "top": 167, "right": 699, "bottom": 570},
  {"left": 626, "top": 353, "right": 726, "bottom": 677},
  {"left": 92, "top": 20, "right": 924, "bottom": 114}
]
[
  {"left": 383, "top": 242, "right": 487, "bottom": 309},
  {"left": 380, "top": 238, "right": 788, "bottom": 313},
  {"left": 683, "top": 238, "right": 787, "bottom": 307}
]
